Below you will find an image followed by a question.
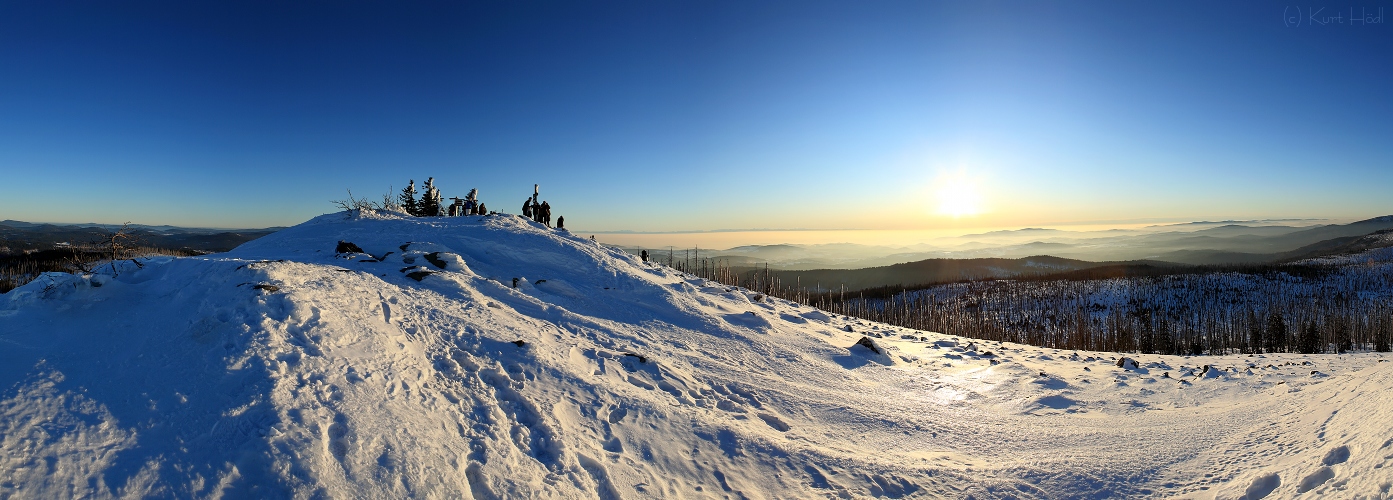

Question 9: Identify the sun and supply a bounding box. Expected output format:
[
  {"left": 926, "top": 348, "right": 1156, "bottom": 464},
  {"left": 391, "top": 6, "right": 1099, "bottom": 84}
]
[{"left": 934, "top": 175, "right": 984, "bottom": 218}]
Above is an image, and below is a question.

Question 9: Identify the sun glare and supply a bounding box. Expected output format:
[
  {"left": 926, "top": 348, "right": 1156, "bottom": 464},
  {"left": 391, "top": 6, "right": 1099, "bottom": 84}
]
[{"left": 933, "top": 175, "right": 984, "bottom": 218}]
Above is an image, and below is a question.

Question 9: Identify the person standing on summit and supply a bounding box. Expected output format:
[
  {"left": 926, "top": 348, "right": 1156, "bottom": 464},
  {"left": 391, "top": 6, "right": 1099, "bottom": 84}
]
[{"left": 526, "top": 184, "right": 542, "bottom": 222}]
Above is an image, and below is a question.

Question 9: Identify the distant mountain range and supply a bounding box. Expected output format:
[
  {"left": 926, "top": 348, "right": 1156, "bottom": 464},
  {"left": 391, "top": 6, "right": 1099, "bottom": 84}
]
[
  {"left": 682, "top": 216, "right": 1393, "bottom": 272},
  {"left": 746, "top": 255, "right": 1176, "bottom": 293},
  {"left": 681, "top": 216, "right": 1393, "bottom": 291},
  {"left": 0, "top": 220, "right": 283, "bottom": 254}
]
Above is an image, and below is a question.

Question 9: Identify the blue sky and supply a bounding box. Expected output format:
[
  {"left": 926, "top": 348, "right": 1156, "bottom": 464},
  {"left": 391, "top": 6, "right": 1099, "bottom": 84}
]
[{"left": 1, "top": 1, "right": 1390, "bottom": 234}]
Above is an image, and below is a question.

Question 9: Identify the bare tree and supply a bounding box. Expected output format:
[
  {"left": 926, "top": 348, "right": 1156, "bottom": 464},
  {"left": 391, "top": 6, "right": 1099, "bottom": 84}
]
[
  {"left": 99, "top": 223, "right": 140, "bottom": 276},
  {"left": 63, "top": 223, "right": 141, "bottom": 276},
  {"left": 66, "top": 245, "right": 94, "bottom": 274},
  {"left": 332, "top": 188, "right": 404, "bottom": 213}
]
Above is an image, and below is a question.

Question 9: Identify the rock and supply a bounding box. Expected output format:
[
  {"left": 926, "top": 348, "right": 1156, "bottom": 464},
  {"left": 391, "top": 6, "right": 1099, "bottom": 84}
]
[
  {"left": 336, "top": 241, "right": 365, "bottom": 254},
  {"left": 512, "top": 340, "right": 526, "bottom": 347},
  {"left": 1116, "top": 357, "right": 1138, "bottom": 370},
  {"left": 252, "top": 284, "right": 280, "bottom": 293},
  {"left": 852, "top": 336, "right": 882, "bottom": 355}
]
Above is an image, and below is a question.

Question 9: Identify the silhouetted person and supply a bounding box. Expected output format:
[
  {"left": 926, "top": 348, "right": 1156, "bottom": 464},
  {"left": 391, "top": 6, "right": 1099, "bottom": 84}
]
[
  {"left": 541, "top": 201, "right": 551, "bottom": 226},
  {"left": 641, "top": 250, "right": 649, "bottom": 262},
  {"left": 529, "top": 184, "right": 541, "bottom": 221},
  {"left": 522, "top": 199, "right": 532, "bottom": 219},
  {"left": 556, "top": 216, "right": 564, "bottom": 229},
  {"left": 478, "top": 202, "right": 487, "bottom": 215}
]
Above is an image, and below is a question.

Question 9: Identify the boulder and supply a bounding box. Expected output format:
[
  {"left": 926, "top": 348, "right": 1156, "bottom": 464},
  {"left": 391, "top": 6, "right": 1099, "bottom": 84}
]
[
  {"left": 852, "top": 336, "right": 883, "bottom": 355},
  {"left": 336, "top": 240, "right": 365, "bottom": 254}
]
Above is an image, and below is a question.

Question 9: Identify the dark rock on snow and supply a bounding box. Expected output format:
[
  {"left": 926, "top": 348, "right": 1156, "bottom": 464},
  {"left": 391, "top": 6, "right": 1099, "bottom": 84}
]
[
  {"left": 853, "top": 336, "right": 882, "bottom": 355},
  {"left": 424, "top": 252, "right": 448, "bottom": 270},
  {"left": 336, "top": 241, "right": 365, "bottom": 254}
]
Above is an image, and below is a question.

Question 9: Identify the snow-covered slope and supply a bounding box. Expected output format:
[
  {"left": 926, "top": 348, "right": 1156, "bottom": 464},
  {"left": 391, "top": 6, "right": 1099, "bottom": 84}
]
[{"left": 2, "top": 211, "right": 1390, "bottom": 499}]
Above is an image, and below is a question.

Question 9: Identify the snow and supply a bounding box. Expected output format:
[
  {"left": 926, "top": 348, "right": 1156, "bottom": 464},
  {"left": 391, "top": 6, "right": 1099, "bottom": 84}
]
[{"left": 3, "top": 210, "right": 1392, "bottom": 498}]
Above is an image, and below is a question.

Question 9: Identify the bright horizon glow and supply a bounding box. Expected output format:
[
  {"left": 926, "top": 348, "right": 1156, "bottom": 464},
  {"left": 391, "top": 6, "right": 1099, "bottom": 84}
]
[
  {"left": 590, "top": 216, "right": 1352, "bottom": 250},
  {"left": 932, "top": 172, "right": 985, "bottom": 218}
]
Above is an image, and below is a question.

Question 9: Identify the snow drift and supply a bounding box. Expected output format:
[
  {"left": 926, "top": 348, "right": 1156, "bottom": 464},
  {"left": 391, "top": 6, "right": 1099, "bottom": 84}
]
[{"left": 2, "top": 210, "right": 1391, "bottom": 499}]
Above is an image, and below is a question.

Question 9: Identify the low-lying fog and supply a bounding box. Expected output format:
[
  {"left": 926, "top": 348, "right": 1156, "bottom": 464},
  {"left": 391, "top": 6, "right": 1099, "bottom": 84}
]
[{"left": 603, "top": 217, "right": 1393, "bottom": 269}]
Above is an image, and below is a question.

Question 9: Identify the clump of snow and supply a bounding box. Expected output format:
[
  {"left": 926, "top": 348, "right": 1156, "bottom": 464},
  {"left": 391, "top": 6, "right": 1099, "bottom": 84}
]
[{"left": 3, "top": 210, "right": 1392, "bottom": 498}]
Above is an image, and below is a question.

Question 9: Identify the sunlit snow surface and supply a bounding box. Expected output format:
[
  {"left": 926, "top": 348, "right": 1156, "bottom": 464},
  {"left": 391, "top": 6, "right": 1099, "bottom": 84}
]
[{"left": 2, "top": 210, "right": 1391, "bottom": 499}]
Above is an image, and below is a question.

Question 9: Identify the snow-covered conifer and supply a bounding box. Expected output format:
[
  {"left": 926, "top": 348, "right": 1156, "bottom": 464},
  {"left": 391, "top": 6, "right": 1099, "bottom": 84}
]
[
  {"left": 421, "top": 177, "right": 441, "bottom": 216},
  {"left": 400, "top": 180, "right": 420, "bottom": 216}
]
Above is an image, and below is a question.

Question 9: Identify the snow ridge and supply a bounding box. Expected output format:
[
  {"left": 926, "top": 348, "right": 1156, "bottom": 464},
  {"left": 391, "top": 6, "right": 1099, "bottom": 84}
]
[{"left": 2, "top": 210, "right": 1391, "bottom": 498}]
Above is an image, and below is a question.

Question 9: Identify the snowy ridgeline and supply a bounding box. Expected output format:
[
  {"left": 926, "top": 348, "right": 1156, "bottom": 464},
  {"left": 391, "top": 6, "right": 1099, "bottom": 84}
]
[
  {"left": 2, "top": 209, "right": 1392, "bottom": 499},
  {"left": 842, "top": 250, "right": 1393, "bottom": 355}
]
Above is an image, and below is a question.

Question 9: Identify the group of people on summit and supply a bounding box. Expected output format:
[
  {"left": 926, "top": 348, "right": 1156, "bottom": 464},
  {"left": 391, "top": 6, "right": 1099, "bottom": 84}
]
[
  {"left": 521, "top": 184, "right": 561, "bottom": 228},
  {"left": 397, "top": 179, "right": 562, "bottom": 229},
  {"left": 448, "top": 188, "right": 486, "bottom": 217}
]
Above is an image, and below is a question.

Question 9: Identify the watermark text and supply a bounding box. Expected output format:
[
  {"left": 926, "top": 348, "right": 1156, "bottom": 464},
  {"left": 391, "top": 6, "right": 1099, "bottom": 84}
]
[{"left": 1284, "top": 6, "right": 1384, "bottom": 27}]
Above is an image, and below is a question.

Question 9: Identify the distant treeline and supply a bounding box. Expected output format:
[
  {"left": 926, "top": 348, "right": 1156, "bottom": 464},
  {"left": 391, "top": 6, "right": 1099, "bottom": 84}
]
[
  {"left": 666, "top": 251, "right": 1393, "bottom": 355},
  {"left": 1, "top": 243, "right": 199, "bottom": 294}
]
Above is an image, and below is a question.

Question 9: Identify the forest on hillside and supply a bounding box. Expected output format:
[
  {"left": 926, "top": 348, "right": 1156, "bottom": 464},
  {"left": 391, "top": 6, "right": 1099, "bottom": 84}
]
[
  {"left": 669, "top": 235, "right": 1393, "bottom": 356},
  {"left": 0, "top": 224, "right": 215, "bottom": 293}
]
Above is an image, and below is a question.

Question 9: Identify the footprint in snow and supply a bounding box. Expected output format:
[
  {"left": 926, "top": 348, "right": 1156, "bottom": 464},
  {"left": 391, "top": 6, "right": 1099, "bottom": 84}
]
[
  {"left": 1322, "top": 445, "right": 1350, "bottom": 465},
  {"left": 325, "top": 415, "right": 351, "bottom": 461},
  {"left": 1243, "top": 472, "right": 1281, "bottom": 499},
  {"left": 757, "top": 413, "right": 790, "bottom": 432},
  {"left": 607, "top": 406, "right": 627, "bottom": 424},
  {"left": 1296, "top": 467, "right": 1335, "bottom": 493}
]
